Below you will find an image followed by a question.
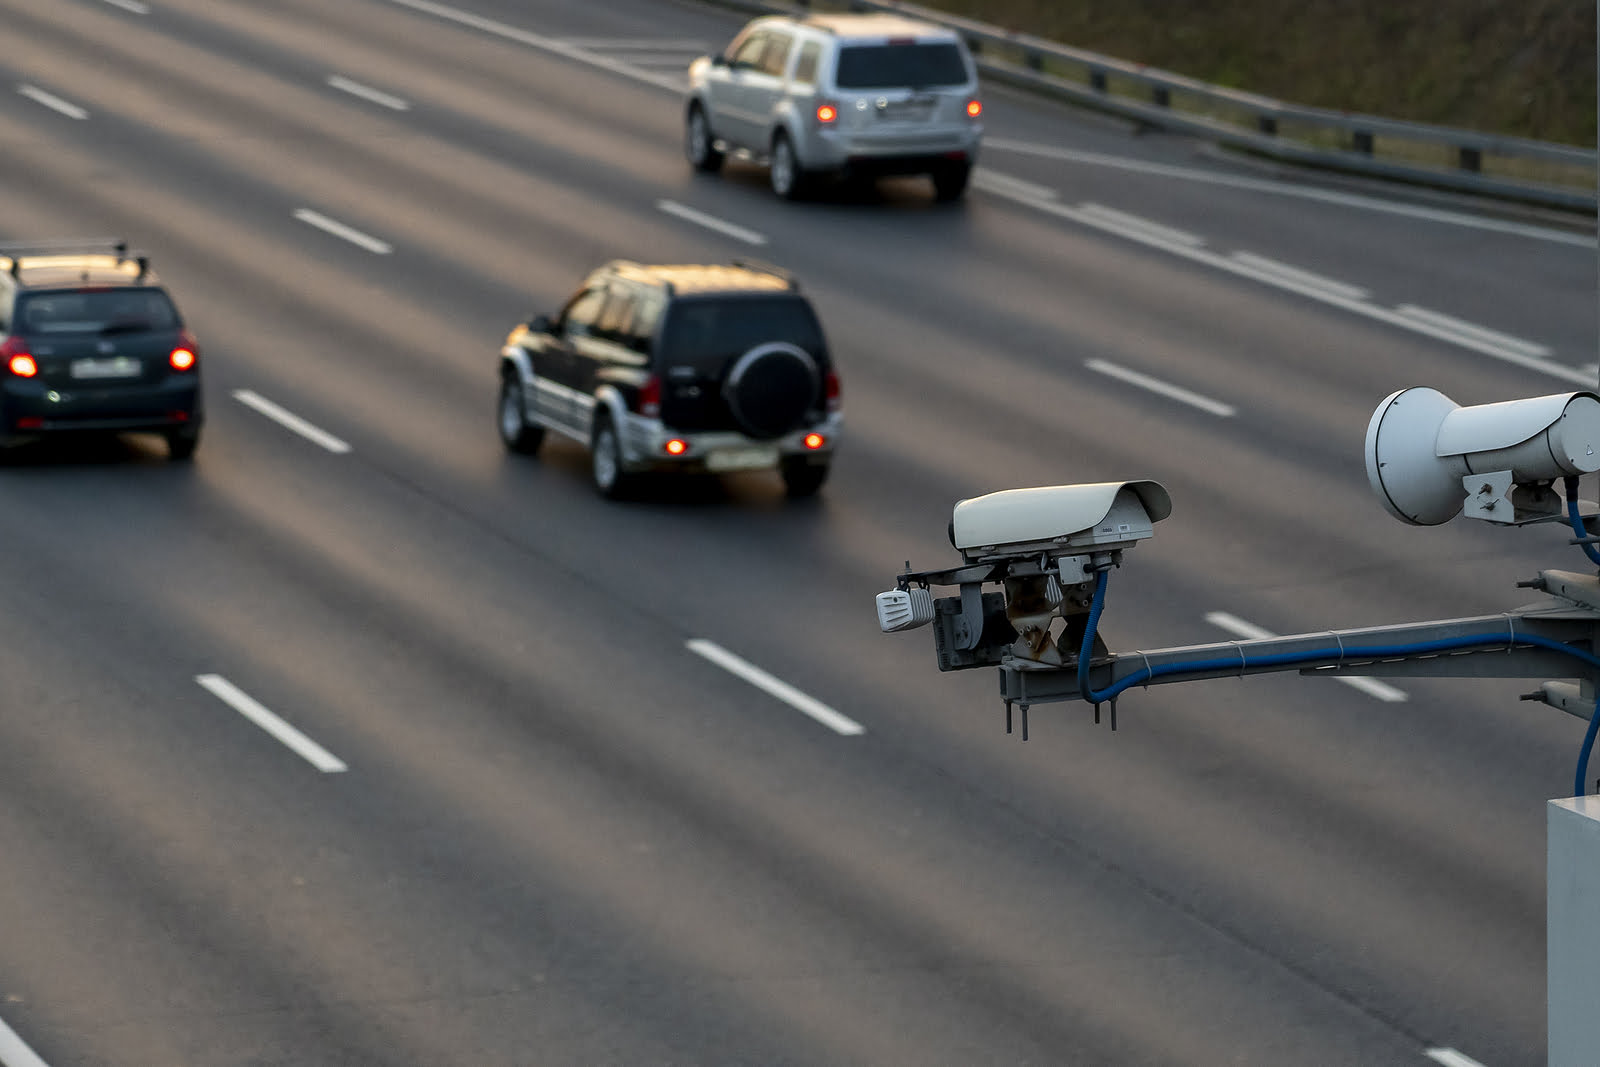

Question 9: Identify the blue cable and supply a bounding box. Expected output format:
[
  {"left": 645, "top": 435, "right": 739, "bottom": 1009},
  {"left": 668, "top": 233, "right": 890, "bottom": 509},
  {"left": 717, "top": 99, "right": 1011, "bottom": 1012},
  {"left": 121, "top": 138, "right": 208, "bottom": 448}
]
[
  {"left": 1073, "top": 567, "right": 1600, "bottom": 796},
  {"left": 1562, "top": 475, "right": 1600, "bottom": 568}
]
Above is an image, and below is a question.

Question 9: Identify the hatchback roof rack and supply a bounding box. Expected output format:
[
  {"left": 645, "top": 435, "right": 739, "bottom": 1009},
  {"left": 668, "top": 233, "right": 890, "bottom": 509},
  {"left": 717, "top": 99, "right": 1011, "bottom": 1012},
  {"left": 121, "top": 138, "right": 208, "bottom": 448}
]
[
  {"left": 0, "top": 238, "right": 130, "bottom": 259},
  {"left": 0, "top": 238, "right": 138, "bottom": 281}
]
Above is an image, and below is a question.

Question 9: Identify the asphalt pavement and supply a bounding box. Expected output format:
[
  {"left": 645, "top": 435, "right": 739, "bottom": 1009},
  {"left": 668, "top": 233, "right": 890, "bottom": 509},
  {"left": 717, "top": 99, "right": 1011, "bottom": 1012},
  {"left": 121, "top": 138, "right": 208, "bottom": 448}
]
[{"left": 0, "top": 0, "right": 1594, "bottom": 1063}]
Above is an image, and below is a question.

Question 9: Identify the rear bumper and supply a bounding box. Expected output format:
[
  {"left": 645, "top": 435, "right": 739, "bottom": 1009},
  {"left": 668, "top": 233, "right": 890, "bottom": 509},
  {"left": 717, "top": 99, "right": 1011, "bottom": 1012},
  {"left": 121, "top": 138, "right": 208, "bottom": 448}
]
[
  {"left": 0, "top": 378, "right": 202, "bottom": 436},
  {"left": 619, "top": 411, "right": 842, "bottom": 473},
  {"left": 800, "top": 125, "right": 981, "bottom": 173}
]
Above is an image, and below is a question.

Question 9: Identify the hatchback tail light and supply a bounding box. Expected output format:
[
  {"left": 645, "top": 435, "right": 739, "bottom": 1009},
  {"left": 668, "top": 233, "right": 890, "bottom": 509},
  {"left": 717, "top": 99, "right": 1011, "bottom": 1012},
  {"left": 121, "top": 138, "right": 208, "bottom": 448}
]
[
  {"left": 636, "top": 375, "right": 661, "bottom": 417},
  {"left": 815, "top": 102, "right": 838, "bottom": 124},
  {"left": 1, "top": 337, "right": 36, "bottom": 378},
  {"left": 966, "top": 99, "right": 983, "bottom": 118},
  {"left": 169, "top": 328, "right": 199, "bottom": 372},
  {"left": 824, "top": 369, "right": 841, "bottom": 413}
]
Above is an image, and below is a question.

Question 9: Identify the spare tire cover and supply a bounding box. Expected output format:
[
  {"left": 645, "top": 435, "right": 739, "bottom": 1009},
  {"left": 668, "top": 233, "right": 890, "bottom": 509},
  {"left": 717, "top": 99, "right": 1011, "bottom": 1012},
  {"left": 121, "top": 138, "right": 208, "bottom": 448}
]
[{"left": 723, "top": 342, "right": 818, "bottom": 440}]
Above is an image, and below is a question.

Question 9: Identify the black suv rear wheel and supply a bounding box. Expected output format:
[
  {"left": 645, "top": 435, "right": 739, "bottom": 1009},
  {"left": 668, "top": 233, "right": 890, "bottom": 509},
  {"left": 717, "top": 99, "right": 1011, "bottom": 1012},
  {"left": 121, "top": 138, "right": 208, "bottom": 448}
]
[
  {"left": 590, "top": 414, "right": 634, "bottom": 499},
  {"left": 781, "top": 456, "right": 829, "bottom": 497}
]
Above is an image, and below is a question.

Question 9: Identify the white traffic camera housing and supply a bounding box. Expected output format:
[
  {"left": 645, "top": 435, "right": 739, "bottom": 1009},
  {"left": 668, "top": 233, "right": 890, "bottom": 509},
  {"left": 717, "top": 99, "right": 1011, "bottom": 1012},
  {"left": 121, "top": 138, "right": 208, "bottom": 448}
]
[
  {"left": 949, "top": 480, "right": 1173, "bottom": 563},
  {"left": 1365, "top": 388, "right": 1600, "bottom": 526},
  {"left": 877, "top": 481, "right": 1171, "bottom": 671}
]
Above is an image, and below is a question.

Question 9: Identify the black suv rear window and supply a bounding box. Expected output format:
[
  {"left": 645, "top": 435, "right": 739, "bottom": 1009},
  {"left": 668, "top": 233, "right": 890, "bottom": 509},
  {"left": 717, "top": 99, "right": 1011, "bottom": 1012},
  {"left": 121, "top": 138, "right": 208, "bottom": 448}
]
[
  {"left": 15, "top": 288, "right": 180, "bottom": 335},
  {"left": 834, "top": 42, "right": 968, "bottom": 89},
  {"left": 659, "top": 297, "right": 825, "bottom": 372}
]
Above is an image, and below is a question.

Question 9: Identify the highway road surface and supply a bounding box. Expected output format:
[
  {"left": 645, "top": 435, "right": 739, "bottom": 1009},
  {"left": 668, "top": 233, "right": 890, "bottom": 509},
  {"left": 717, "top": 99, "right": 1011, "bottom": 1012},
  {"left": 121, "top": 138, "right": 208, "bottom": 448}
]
[{"left": 0, "top": 0, "right": 1594, "bottom": 1063}]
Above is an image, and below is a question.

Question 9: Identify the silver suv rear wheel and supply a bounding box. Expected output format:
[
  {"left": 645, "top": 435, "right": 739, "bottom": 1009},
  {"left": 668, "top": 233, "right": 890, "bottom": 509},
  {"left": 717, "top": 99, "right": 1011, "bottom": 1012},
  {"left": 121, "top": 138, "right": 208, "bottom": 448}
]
[{"left": 769, "top": 133, "right": 808, "bottom": 200}]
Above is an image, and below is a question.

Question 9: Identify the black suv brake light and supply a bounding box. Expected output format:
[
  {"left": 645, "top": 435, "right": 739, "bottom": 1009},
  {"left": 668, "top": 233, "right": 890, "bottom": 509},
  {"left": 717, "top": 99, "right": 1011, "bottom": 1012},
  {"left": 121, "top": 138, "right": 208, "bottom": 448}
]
[{"left": 636, "top": 374, "right": 661, "bottom": 417}]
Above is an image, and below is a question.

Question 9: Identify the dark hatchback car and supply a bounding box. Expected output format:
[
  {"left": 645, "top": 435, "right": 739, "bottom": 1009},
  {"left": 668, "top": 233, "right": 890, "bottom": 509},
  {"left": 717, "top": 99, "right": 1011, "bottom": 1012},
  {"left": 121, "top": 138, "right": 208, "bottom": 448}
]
[
  {"left": 0, "top": 241, "right": 203, "bottom": 459},
  {"left": 498, "top": 259, "right": 841, "bottom": 498}
]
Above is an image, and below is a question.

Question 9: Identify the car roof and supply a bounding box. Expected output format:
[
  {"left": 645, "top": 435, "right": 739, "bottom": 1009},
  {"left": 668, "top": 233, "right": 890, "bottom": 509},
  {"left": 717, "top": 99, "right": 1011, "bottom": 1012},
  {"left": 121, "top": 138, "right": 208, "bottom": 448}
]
[
  {"left": 604, "top": 260, "right": 799, "bottom": 295},
  {"left": 796, "top": 13, "right": 960, "bottom": 42},
  {"left": 2, "top": 253, "right": 159, "bottom": 290}
]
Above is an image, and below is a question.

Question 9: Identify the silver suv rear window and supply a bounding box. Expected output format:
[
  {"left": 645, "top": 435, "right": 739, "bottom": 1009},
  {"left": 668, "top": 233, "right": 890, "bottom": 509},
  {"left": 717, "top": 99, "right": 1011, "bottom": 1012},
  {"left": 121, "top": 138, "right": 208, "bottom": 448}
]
[{"left": 834, "top": 42, "right": 968, "bottom": 89}]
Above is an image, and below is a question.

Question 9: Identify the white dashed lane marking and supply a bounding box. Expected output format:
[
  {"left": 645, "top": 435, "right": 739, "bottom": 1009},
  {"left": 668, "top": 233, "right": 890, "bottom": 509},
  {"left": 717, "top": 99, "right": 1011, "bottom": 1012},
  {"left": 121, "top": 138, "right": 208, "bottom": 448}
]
[
  {"left": 232, "top": 390, "right": 352, "bottom": 454},
  {"left": 17, "top": 85, "right": 88, "bottom": 120},
  {"left": 326, "top": 75, "right": 410, "bottom": 111},
  {"left": 1086, "top": 359, "right": 1236, "bottom": 417},
  {"left": 197, "top": 674, "right": 348, "bottom": 773},
  {"left": 292, "top": 208, "right": 392, "bottom": 255},
  {"left": 657, "top": 200, "right": 767, "bottom": 246},
  {"left": 687, "top": 640, "right": 865, "bottom": 736}
]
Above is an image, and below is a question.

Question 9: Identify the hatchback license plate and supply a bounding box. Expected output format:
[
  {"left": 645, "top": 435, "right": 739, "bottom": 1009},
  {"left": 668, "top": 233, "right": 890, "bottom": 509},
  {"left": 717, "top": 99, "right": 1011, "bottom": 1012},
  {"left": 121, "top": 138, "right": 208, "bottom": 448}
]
[
  {"left": 705, "top": 446, "right": 777, "bottom": 472},
  {"left": 70, "top": 357, "right": 142, "bottom": 379}
]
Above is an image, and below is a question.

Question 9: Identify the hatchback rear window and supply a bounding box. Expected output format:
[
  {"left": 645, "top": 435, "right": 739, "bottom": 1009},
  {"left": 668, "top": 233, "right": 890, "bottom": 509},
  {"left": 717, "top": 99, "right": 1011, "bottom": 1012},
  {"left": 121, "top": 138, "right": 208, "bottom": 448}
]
[
  {"left": 16, "top": 288, "right": 180, "bottom": 335},
  {"left": 659, "top": 297, "right": 825, "bottom": 371},
  {"left": 834, "top": 42, "right": 969, "bottom": 89}
]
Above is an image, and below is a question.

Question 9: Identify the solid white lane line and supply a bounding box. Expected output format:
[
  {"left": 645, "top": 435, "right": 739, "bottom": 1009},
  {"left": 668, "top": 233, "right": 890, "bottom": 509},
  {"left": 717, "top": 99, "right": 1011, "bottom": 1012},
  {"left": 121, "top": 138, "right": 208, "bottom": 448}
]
[
  {"left": 1204, "top": 612, "right": 1408, "bottom": 702},
  {"left": 99, "top": 0, "right": 151, "bottom": 12},
  {"left": 983, "top": 137, "right": 1594, "bottom": 248},
  {"left": 1086, "top": 359, "right": 1235, "bottom": 417},
  {"left": 326, "top": 75, "right": 410, "bottom": 111},
  {"left": 196, "top": 675, "right": 348, "bottom": 773},
  {"left": 975, "top": 184, "right": 1590, "bottom": 384},
  {"left": 1228, "top": 252, "right": 1370, "bottom": 302},
  {"left": 1392, "top": 305, "right": 1550, "bottom": 358},
  {"left": 656, "top": 200, "right": 767, "bottom": 246},
  {"left": 292, "top": 208, "right": 392, "bottom": 255},
  {"left": 972, "top": 168, "right": 1057, "bottom": 202},
  {"left": 558, "top": 38, "right": 710, "bottom": 50},
  {"left": 1425, "top": 1049, "right": 1487, "bottom": 1067},
  {"left": 0, "top": 1013, "right": 50, "bottom": 1067},
  {"left": 377, "top": 0, "right": 684, "bottom": 93},
  {"left": 686, "top": 639, "right": 865, "bottom": 736},
  {"left": 627, "top": 55, "right": 704, "bottom": 69},
  {"left": 17, "top": 85, "right": 88, "bottom": 121},
  {"left": 232, "top": 389, "right": 352, "bottom": 454},
  {"left": 1077, "top": 202, "right": 1204, "bottom": 247}
]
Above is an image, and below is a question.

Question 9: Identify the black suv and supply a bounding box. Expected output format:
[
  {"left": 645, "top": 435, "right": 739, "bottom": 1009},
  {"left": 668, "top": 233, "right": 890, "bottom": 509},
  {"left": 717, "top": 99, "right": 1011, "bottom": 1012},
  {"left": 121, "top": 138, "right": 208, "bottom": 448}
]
[
  {"left": 497, "top": 260, "right": 840, "bottom": 498},
  {"left": 0, "top": 240, "right": 203, "bottom": 459}
]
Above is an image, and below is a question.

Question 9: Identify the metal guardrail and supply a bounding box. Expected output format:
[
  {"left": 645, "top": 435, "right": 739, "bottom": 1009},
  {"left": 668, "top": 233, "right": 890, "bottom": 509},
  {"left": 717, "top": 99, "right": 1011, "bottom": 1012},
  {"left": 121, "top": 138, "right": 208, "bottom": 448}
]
[{"left": 703, "top": 0, "right": 1598, "bottom": 213}]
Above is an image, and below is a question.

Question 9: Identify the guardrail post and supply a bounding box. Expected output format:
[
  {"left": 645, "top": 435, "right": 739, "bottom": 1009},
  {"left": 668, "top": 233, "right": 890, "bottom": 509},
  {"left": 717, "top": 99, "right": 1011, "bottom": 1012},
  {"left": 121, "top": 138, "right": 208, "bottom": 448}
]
[
  {"left": 1459, "top": 145, "right": 1483, "bottom": 172},
  {"left": 1353, "top": 130, "right": 1374, "bottom": 155},
  {"left": 1089, "top": 68, "right": 1107, "bottom": 93},
  {"left": 1257, "top": 115, "right": 1278, "bottom": 136},
  {"left": 1152, "top": 86, "right": 1170, "bottom": 108}
]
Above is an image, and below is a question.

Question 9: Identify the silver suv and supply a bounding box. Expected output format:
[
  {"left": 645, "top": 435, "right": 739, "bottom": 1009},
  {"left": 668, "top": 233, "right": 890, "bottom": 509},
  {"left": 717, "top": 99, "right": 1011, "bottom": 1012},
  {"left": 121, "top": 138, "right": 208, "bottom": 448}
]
[{"left": 685, "top": 14, "right": 983, "bottom": 201}]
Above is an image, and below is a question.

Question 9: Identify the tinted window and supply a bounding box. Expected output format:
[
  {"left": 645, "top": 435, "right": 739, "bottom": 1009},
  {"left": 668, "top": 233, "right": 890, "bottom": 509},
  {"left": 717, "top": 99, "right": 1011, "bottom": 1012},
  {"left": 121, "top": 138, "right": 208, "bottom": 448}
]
[
  {"left": 559, "top": 287, "right": 607, "bottom": 336},
  {"left": 759, "top": 32, "right": 793, "bottom": 77},
  {"left": 731, "top": 31, "right": 768, "bottom": 70},
  {"left": 626, "top": 288, "right": 667, "bottom": 355},
  {"left": 833, "top": 43, "right": 969, "bottom": 89},
  {"left": 16, "top": 288, "right": 180, "bottom": 335},
  {"left": 792, "top": 42, "right": 821, "bottom": 86},
  {"left": 594, "top": 287, "right": 635, "bottom": 342},
  {"left": 659, "top": 297, "right": 825, "bottom": 373}
]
